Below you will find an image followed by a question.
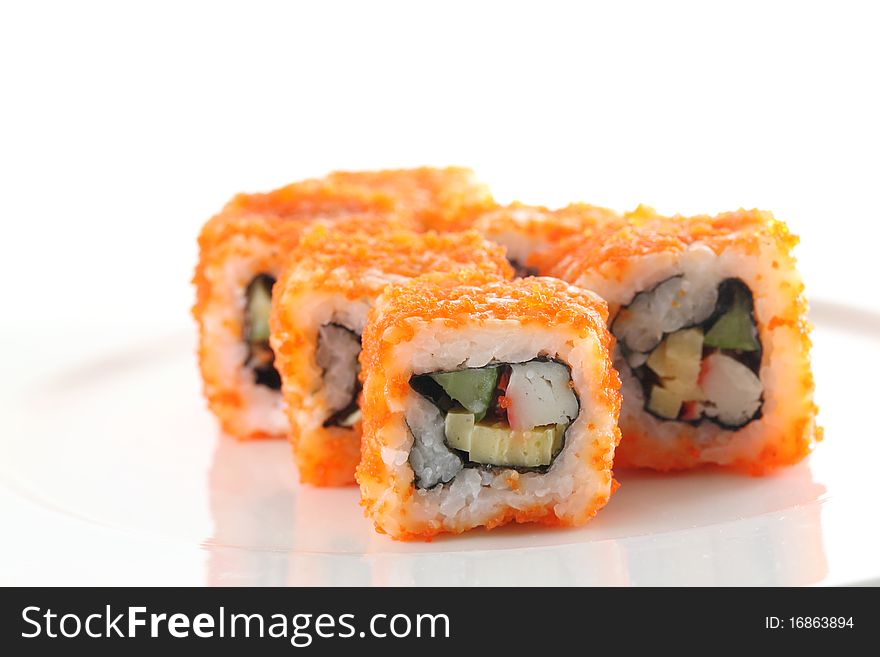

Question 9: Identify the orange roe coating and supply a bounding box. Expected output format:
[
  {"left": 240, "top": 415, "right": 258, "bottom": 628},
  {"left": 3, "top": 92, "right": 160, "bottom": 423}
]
[
  {"left": 193, "top": 168, "right": 492, "bottom": 441},
  {"left": 323, "top": 167, "right": 496, "bottom": 232},
  {"left": 202, "top": 179, "right": 401, "bottom": 243},
  {"left": 193, "top": 211, "right": 413, "bottom": 332},
  {"left": 541, "top": 207, "right": 819, "bottom": 473},
  {"left": 219, "top": 167, "right": 492, "bottom": 230},
  {"left": 615, "top": 413, "right": 821, "bottom": 475},
  {"left": 474, "top": 202, "right": 623, "bottom": 271},
  {"left": 279, "top": 226, "right": 513, "bottom": 301},
  {"left": 193, "top": 217, "right": 404, "bottom": 441},
  {"left": 363, "top": 273, "right": 609, "bottom": 346},
  {"left": 194, "top": 178, "right": 408, "bottom": 324},
  {"left": 540, "top": 206, "right": 799, "bottom": 285},
  {"left": 357, "top": 273, "right": 620, "bottom": 540},
  {"left": 270, "top": 230, "right": 512, "bottom": 486}
]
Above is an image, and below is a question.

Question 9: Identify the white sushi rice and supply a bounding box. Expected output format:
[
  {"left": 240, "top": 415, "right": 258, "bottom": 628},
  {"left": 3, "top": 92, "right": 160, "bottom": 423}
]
[
  {"left": 610, "top": 247, "right": 764, "bottom": 429},
  {"left": 473, "top": 206, "right": 555, "bottom": 265},
  {"left": 568, "top": 240, "right": 814, "bottom": 466},
  {"left": 272, "top": 289, "right": 372, "bottom": 439},
  {"left": 377, "top": 321, "right": 615, "bottom": 532},
  {"left": 201, "top": 235, "right": 289, "bottom": 437},
  {"left": 203, "top": 237, "right": 386, "bottom": 438},
  {"left": 608, "top": 246, "right": 766, "bottom": 426}
]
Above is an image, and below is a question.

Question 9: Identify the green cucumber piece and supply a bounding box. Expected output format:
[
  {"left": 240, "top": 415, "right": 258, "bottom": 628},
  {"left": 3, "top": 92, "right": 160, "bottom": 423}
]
[
  {"left": 704, "top": 287, "right": 759, "bottom": 351},
  {"left": 429, "top": 367, "right": 498, "bottom": 422},
  {"left": 245, "top": 277, "right": 273, "bottom": 343}
]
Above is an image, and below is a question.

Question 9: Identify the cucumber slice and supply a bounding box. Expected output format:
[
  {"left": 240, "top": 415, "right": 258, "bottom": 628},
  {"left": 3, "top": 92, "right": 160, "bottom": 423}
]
[
  {"left": 704, "top": 287, "right": 759, "bottom": 351},
  {"left": 245, "top": 275, "right": 273, "bottom": 344},
  {"left": 429, "top": 367, "right": 499, "bottom": 422}
]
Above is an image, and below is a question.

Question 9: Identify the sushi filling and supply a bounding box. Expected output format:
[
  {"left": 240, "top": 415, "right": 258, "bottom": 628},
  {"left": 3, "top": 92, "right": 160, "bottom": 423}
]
[
  {"left": 612, "top": 277, "right": 763, "bottom": 429},
  {"left": 243, "top": 274, "right": 281, "bottom": 390},
  {"left": 408, "top": 359, "right": 579, "bottom": 488},
  {"left": 508, "top": 258, "right": 538, "bottom": 278},
  {"left": 316, "top": 323, "right": 362, "bottom": 428}
]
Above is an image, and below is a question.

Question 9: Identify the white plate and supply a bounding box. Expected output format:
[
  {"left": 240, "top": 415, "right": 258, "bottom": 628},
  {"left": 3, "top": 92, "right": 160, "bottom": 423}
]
[{"left": 2, "top": 300, "right": 878, "bottom": 586}]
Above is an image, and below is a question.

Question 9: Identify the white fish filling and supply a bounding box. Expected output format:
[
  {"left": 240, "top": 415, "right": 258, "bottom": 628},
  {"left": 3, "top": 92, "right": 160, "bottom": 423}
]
[
  {"left": 316, "top": 323, "right": 361, "bottom": 418},
  {"left": 614, "top": 276, "right": 718, "bottom": 355}
]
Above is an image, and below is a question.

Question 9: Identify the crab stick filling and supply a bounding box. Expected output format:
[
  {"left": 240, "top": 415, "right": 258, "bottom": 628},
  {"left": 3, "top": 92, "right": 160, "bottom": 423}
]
[{"left": 612, "top": 277, "right": 763, "bottom": 428}]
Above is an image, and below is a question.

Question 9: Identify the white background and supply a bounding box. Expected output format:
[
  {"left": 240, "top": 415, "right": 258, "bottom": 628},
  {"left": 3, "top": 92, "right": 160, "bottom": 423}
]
[
  {"left": 1, "top": 1, "right": 879, "bottom": 586},
  {"left": 2, "top": 0, "right": 879, "bottom": 335}
]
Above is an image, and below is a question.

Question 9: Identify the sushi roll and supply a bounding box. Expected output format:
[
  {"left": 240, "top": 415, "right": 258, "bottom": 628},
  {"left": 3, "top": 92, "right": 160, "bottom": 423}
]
[
  {"left": 474, "top": 202, "right": 621, "bottom": 277},
  {"left": 269, "top": 227, "right": 512, "bottom": 486},
  {"left": 544, "top": 206, "right": 820, "bottom": 473},
  {"left": 356, "top": 273, "right": 621, "bottom": 540},
  {"left": 324, "top": 167, "right": 496, "bottom": 232},
  {"left": 193, "top": 168, "right": 493, "bottom": 441}
]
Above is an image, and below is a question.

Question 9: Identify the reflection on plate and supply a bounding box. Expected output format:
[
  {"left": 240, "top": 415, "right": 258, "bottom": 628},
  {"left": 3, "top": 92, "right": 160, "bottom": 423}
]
[{"left": 1, "top": 300, "right": 878, "bottom": 585}]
